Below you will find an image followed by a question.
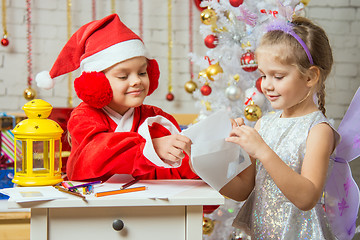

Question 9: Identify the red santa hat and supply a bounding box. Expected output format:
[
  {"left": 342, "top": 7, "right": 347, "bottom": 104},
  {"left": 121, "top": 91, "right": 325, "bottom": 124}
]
[{"left": 36, "top": 14, "right": 159, "bottom": 108}]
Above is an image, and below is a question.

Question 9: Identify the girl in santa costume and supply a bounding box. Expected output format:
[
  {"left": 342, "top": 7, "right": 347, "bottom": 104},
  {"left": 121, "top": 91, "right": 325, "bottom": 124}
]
[{"left": 35, "top": 14, "right": 198, "bottom": 182}]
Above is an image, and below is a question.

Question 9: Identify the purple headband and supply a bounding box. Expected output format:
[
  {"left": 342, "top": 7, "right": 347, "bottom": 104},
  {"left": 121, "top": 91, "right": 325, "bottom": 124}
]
[{"left": 265, "top": 20, "right": 314, "bottom": 65}]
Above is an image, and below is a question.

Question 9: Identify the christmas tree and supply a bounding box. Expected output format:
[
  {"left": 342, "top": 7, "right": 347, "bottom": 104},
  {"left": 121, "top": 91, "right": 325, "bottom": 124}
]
[{"left": 187, "top": 0, "right": 307, "bottom": 239}]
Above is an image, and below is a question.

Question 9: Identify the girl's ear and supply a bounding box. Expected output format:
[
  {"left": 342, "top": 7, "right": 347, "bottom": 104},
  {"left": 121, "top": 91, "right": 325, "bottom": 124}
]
[{"left": 306, "top": 66, "right": 320, "bottom": 88}]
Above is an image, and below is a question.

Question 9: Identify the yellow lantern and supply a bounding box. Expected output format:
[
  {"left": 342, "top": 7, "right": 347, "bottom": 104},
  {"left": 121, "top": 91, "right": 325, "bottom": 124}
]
[{"left": 12, "top": 99, "right": 64, "bottom": 186}]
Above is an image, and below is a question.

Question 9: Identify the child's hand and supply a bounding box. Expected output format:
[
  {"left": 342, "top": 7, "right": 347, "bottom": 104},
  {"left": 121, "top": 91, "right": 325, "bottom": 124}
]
[
  {"left": 230, "top": 118, "right": 244, "bottom": 128},
  {"left": 152, "top": 134, "right": 192, "bottom": 166},
  {"left": 226, "top": 125, "right": 268, "bottom": 159}
]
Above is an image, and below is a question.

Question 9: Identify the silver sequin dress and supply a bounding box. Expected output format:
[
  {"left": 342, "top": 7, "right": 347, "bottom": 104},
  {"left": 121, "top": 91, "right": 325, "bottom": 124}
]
[{"left": 233, "top": 111, "right": 339, "bottom": 240}]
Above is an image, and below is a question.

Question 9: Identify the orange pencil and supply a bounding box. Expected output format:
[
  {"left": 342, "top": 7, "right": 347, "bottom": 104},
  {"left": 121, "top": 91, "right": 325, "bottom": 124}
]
[{"left": 95, "top": 186, "right": 147, "bottom": 197}]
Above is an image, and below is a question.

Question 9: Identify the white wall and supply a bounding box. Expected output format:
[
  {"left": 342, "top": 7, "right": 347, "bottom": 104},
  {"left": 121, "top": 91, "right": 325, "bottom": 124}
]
[{"left": 0, "top": 0, "right": 359, "bottom": 127}]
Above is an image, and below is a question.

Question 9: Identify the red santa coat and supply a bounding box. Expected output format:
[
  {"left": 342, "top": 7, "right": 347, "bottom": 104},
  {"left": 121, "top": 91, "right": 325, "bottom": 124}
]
[{"left": 66, "top": 102, "right": 198, "bottom": 182}]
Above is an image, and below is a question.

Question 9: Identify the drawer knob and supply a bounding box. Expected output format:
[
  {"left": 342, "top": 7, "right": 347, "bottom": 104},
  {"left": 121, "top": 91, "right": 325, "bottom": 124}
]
[{"left": 112, "top": 219, "right": 124, "bottom": 231}]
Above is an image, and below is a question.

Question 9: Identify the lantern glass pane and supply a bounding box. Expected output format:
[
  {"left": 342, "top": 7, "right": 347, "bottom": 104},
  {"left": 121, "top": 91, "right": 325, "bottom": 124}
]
[
  {"left": 15, "top": 140, "right": 25, "bottom": 173},
  {"left": 33, "top": 140, "right": 50, "bottom": 174},
  {"left": 54, "top": 140, "right": 60, "bottom": 172}
]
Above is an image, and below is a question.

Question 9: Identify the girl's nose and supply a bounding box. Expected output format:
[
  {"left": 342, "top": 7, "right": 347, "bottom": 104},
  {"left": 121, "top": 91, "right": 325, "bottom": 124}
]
[
  {"left": 130, "top": 75, "right": 141, "bottom": 86},
  {"left": 261, "top": 78, "right": 273, "bottom": 91}
]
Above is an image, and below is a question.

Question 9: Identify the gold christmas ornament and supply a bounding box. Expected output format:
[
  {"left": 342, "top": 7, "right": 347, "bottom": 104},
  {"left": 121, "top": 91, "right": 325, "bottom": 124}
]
[
  {"left": 200, "top": 8, "right": 217, "bottom": 25},
  {"left": 198, "top": 69, "right": 209, "bottom": 79},
  {"left": 233, "top": 74, "right": 240, "bottom": 82},
  {"left": 203, "top": 217, "right": 215, "bottom": 235},
  {"left": 184, "top": 80, "right": 198, "bottom": 93},
  {"left": 300, "top": 0, "right": 311, "bottom": 6},
  {"left": 244, "top": 101, "right": 262, "bottom": 121},
  {"left": 23, "top": 87, "right": 37, "bottom": 100},
  {"left": 206, "top": 62, "right": 223, "bottom": 81}
]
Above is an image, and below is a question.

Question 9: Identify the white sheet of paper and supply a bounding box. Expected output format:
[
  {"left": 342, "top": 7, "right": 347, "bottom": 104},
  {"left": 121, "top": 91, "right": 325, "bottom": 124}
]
[
  {"left": 93, "top": 178, "right": 203, "bottom": 199},
  {"left": 181, "top": 109, "right": 232, "bottom": 143},
  {"left": 0, "top": 186, "right": 66, "bottom": 203},
  {"left": 181, "top": 110, "right": 251, "bottom": 191}
]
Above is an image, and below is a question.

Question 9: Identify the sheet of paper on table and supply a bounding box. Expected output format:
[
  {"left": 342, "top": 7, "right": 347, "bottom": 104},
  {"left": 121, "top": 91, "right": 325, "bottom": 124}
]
[
  {"left": 94, "top": 174, "right": 204, "bottom": 199},
  {"left": 181, "top": 109, "right": 251, "bottom": 191},
  {"left": 0, "top": 186, "right": 66, "bottom": 203}
]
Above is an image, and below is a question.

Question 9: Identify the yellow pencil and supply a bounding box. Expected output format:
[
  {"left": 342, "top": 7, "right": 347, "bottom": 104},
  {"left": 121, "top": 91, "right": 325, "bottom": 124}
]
[{"left": 95, "top": 186, "right": 147, "bottom": 197}]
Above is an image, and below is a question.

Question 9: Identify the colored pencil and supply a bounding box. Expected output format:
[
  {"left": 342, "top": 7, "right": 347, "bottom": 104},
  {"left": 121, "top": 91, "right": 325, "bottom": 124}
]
[
  {"left": 95, "top": 186, "right": 147, "bottom": 197},
  {"left": 67, "top": 180, "right": 102, "bottom": 190},
  {"left": 54, "top": 186, "right": 86, "bottom": 200},
  {"left": 120, "top": 179, "right": 139, "bottom": 190}
]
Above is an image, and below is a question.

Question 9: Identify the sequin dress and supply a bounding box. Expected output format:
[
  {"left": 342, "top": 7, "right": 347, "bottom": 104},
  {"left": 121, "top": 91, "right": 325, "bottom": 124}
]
[{"left": 233, "top": 111, "right": 339, "bottom": 240}]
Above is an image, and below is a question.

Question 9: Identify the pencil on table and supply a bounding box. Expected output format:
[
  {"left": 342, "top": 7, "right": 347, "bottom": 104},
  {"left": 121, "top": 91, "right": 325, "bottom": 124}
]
[
  {"left": 95, "top": 186, "right": 146, "bottom": 197},
  {"left": 120, "top": 179, "right": 139, "bottom": 190},
  {"left": 54, "top": 186, "right": 86, "bottom": 200}
]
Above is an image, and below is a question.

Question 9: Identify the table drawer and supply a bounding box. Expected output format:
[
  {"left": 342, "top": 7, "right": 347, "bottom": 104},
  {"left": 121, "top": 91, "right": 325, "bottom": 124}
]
[{"left": 48, "top": 206, "right": 186, "bottom": 240}]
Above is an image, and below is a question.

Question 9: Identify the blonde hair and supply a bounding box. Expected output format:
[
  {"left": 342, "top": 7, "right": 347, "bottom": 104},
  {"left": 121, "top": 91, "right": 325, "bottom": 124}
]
[{"left": 257, "top": 16, "right": 333, "bottom": 115}]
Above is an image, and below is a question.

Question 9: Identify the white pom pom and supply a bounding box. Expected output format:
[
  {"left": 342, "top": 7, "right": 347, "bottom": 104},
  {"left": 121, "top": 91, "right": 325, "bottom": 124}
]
[{"left": 35, "top": 71, "right": 55, "bottom": 90}]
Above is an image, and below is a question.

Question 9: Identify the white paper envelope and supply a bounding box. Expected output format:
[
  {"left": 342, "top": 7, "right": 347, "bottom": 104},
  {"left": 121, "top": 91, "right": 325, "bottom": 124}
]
[
  {"left": 191, "top": 138, "right": 251, "bottom": 191},
  {"left": 181, "top": 109, "right": 232, "bottom": 143}
]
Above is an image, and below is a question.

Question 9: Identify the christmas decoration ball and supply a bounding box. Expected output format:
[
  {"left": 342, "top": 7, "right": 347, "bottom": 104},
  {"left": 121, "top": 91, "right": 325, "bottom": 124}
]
[
  {"left": 200, "top": 8, "right": 217, "bottom": 25},
  {"left": 166, "top": 92, "right": 174, "bottom": 101},
  {"left": 240, "top": 51, "right": 258, "bottom": 72},
  {"left": 244, "top": 103, "right": 262, "bottom": 121},
  {"left": 203, "top": 217, "right": 215, "bottom": 235},
  {"left": 1, "top": 38, "right": 9, "bottom": 46},
  {"left": 184, "top": 80, "right": 197, "bottom": 93},
  {"left": 194, "top": 0, "right": 207, "bottom": 11},
  {"left": 201, "top": 84, "right": 212, "bottom": 96},
  {"left": 300, "top": 0, "right": 311, "bottom": 6},
  {"left": 256, "top": 77, "right": 263, "bottom": 93},
  {"left": 206, "top": 62, "right": 223, "bottom": 81},
  {"left": 229, "top": 0, "right": 244, "bottom": 7},
  {"left": 245, "top": 87, "right": 265, "bottom": 108},
  {"left": 23, "top": 87, "right": 37, "bottom": 100},
  {"left": 204, "top": 34, "right": 218, "bottom": 48},
  {"left": 225, "top": 85, "right": 242, "bottom": 101}
]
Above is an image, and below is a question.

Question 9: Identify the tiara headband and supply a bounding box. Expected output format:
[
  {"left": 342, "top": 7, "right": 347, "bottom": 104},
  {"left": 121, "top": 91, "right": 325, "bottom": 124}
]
[{"left": 265, "top": 20, "right": 314, "bottom": 65}]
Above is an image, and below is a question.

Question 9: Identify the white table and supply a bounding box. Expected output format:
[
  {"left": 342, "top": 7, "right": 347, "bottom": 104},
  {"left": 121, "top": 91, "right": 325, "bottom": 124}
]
[{"left": 7, "top": 180, "right": 224, "bottom": 240}]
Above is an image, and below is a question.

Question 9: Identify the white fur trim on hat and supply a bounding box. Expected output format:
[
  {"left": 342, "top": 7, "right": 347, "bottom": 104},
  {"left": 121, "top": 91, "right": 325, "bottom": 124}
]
[
  {"left": 80, "top": 39, "right": 147, "bottom": 72},
  {"left": 35, "top": 71, "right": 55, "bottom": 90}
]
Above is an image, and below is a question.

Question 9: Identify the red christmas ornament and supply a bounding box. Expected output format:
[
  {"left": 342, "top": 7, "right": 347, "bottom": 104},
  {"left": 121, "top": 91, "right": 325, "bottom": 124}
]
[
  {"left": 194, "top": 0, "right": 206, "bottom": 11},
  {"left": 204, "top": 34, "right": 218, "bottom": 48},
  {"left": 203, "top": 205, "right": 220, "bottom": 214},
  {"left": 166, "top": 92, "right": 174, "bottom": 101},
  {"left": 1, "top": 37, "right": 9, "bottom": 46},
  {"left": 240, "top": 51, "right": 258, "bottom": 72},
  {"left": 201, "top": 84, "right": 212, "bottom": 96},
  {"left": 194, "top": 0, "right": 219, "bottom": 11},
  {"left": 255, "top": 77, "right": 263, "bottom": 93},
  {"left": 229, "top": 0, "right": 244, "bottom": 7}
]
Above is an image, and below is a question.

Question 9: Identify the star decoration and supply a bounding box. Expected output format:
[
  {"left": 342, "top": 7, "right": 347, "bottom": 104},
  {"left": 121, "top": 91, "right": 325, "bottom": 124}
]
[
  {"left": 34, "top": 125, "right": 39, "bottom": 129},
  {"left": 338, "top": 198, "right": 349, "bottom": 216}
]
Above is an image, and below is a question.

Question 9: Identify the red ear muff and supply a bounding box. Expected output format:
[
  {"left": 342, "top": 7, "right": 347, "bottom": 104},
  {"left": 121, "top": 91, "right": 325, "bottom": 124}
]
[
  {"left": 74, "top": 71, "right": 113, "bottom": 108},
  {"left": 147, "top": 59, "right": 160, "bottom": 96}
]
